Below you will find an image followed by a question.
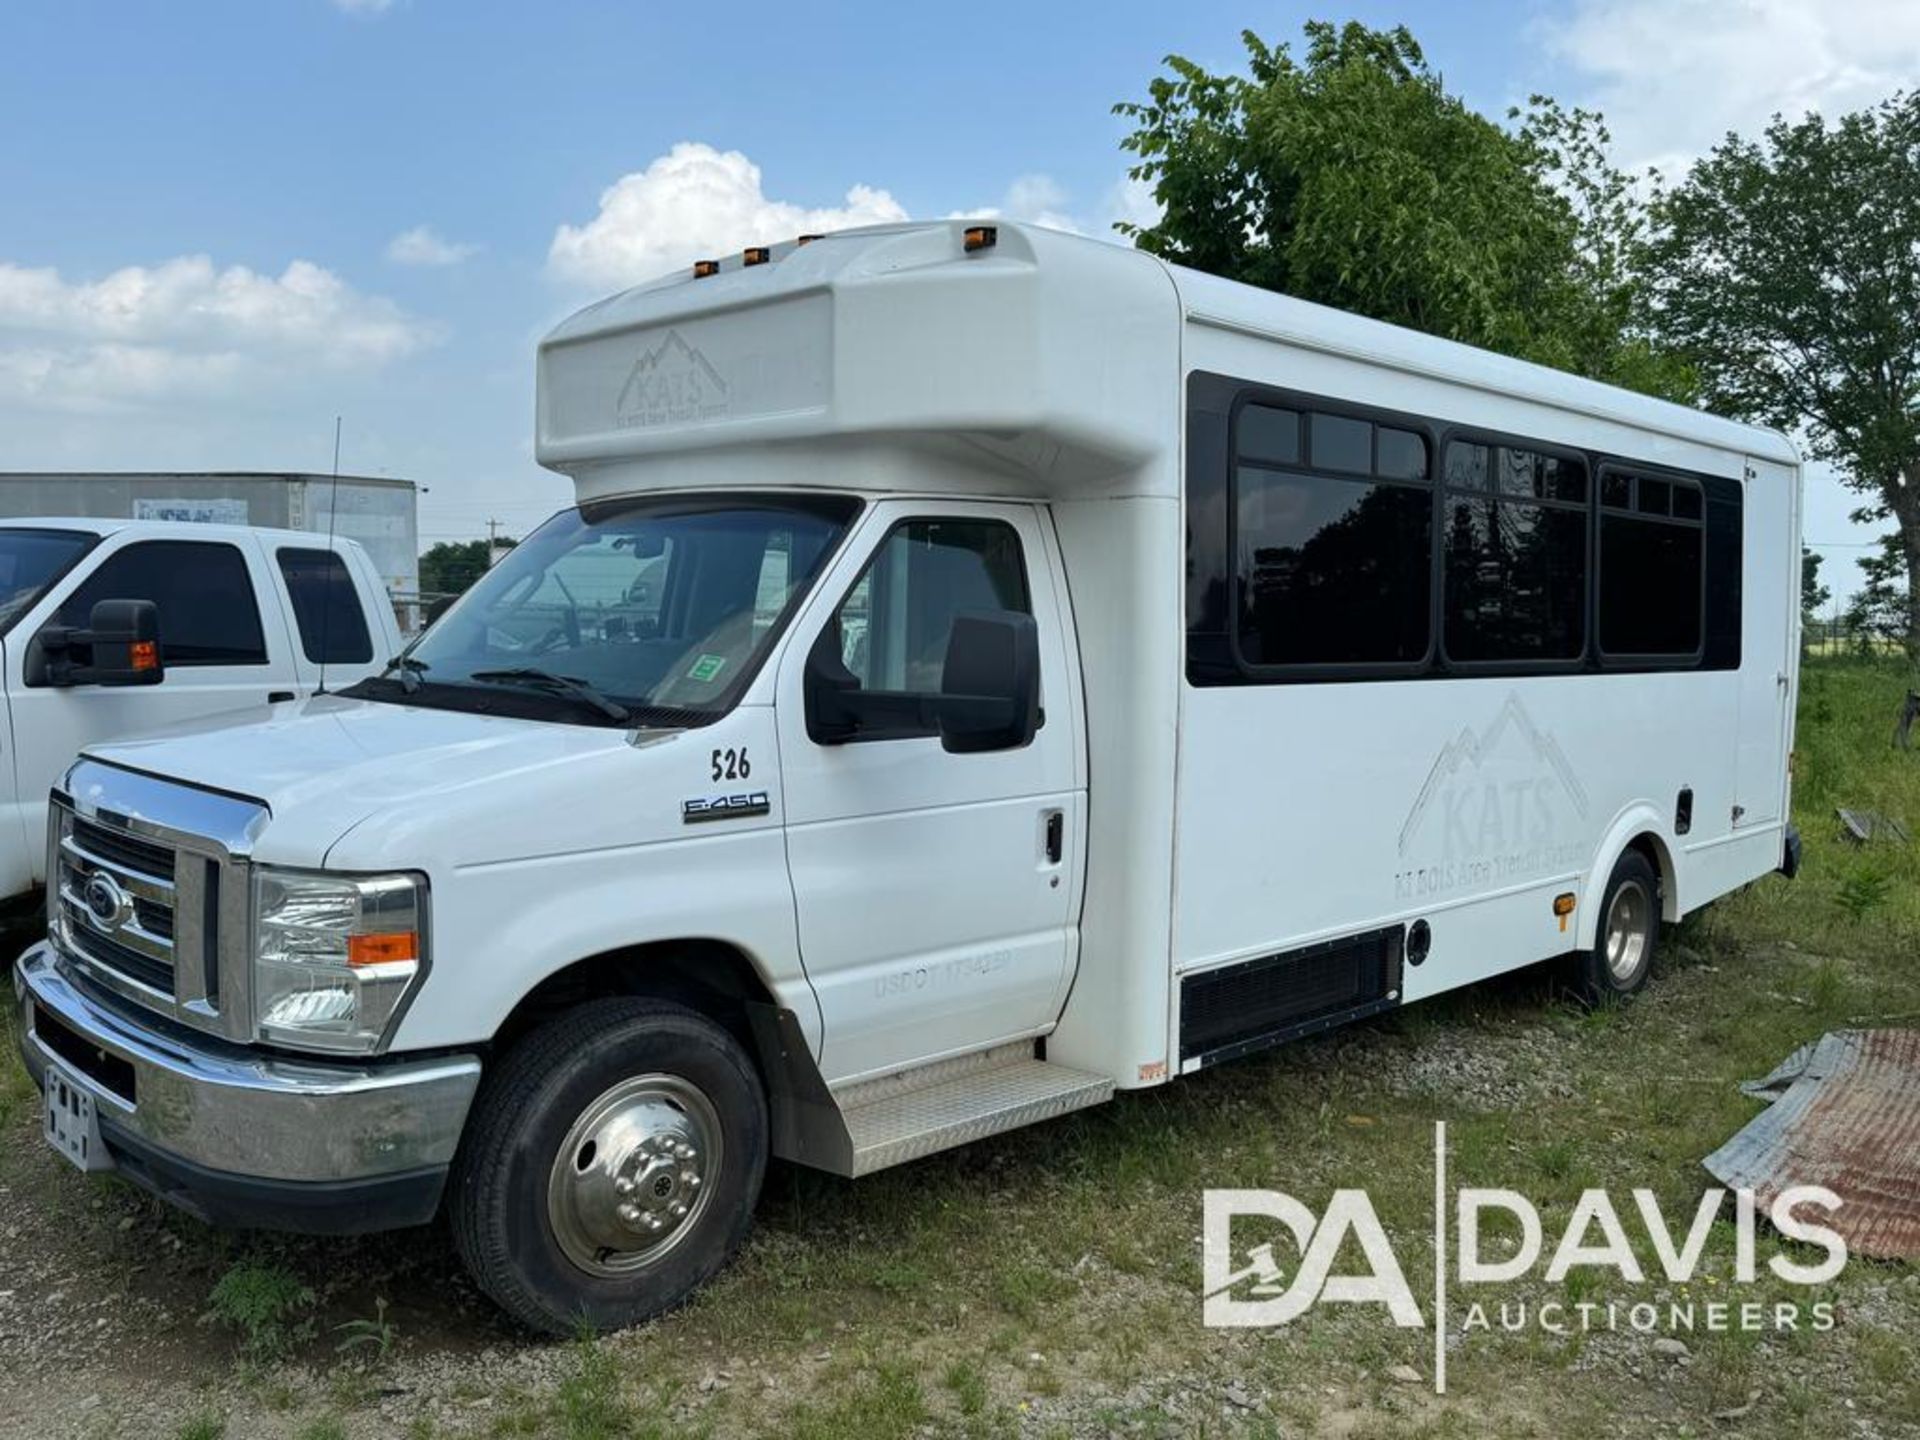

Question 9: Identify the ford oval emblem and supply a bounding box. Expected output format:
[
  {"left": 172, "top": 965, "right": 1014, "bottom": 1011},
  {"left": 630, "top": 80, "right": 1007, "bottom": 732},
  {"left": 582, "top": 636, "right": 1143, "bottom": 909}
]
[{"left": 81, "top": 871, "right": 133, "bottom": 932}]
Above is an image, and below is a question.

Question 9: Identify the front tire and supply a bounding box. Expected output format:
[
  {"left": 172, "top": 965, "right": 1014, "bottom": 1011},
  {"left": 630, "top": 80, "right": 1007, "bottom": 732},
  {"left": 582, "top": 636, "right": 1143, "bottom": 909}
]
[
  {"left": 1573, "top": 850, "right": 1661, "bottom": 1004},
  {"left": 450, "top": 998, "right": 767, "bottom": 1336}
]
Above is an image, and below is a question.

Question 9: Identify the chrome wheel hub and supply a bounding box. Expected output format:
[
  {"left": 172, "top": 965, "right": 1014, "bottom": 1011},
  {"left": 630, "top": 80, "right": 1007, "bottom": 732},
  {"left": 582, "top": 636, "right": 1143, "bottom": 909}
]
[
  {"left": 546, "top": 1074, "right": 721, "bottom": 1277},
  {"left": 1603, "top": 878, "right": 1651, "bottom": 983}
]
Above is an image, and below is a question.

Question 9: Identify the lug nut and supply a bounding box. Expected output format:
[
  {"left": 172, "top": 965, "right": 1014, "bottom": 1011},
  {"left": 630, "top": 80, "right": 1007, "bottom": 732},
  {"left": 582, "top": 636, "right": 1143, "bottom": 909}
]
[
  {"left": 670, "top": 1202, "right": 688, "bottom": 1218},
  {"left": 618, "top": 1203, "right": 639, "bottom": 1223},
  {"left": 615, "top": 1177, "right": 634, "bottom": 1196}
]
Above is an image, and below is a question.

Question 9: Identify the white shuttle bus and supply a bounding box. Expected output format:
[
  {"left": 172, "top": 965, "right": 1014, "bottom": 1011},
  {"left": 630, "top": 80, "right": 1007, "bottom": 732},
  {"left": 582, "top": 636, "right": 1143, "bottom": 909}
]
[{"left": 16, "top": 221, "right": 1800, "bottom": 1333}]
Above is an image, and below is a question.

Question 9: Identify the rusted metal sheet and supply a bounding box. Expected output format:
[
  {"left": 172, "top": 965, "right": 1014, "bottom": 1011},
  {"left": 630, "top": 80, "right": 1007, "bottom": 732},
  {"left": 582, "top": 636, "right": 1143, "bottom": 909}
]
[{"left": 1704, "top": 1029, "right": 1920, "bottom": 1261}]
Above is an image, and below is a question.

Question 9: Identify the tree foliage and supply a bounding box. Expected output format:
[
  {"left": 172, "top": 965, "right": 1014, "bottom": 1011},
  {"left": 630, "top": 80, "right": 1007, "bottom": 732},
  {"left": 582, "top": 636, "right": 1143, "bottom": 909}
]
[
  {"left": 420, "top": 538, "right": 515, "bottom": 597},
  {"left": 1846, "top": 534, "right": 1909, "bottom": 651},
  {"left": 1114, "top": 21, "right": 1687, "bottom": 397},
  {"left": 1802, "top": 545, "right": 1831, "bottom": 625},
  {"left": 1648, "top": 93, "right": 1920, "bottom": 664}
]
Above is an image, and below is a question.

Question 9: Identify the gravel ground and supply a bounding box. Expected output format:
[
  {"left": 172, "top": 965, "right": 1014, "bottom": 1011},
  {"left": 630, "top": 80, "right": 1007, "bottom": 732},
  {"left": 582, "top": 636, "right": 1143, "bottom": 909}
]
[{"left": 1, "top": 935, "right": 1915, "bottom": 1439}]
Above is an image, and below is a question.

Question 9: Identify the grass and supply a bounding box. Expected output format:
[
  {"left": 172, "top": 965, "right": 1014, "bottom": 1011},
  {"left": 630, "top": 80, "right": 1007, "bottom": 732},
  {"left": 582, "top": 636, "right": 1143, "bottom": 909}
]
[
  {"left": 15, "top": 655, "right": 1920, "bottom": 1440},
  {"left": 203, "top": 1258, "right": 317, "bottom": 1363}
]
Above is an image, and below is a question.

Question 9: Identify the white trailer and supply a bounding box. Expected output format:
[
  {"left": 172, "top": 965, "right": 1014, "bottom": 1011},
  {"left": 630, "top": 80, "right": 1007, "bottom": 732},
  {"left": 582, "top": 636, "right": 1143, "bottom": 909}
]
[{"left": 15, "top": 221, "right": 1799, "bottom": 1334}]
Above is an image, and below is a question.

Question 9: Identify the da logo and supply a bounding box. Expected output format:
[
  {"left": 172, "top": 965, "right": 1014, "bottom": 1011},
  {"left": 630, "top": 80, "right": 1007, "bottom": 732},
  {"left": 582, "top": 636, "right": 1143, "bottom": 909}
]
[{"left": 1202, "top": 1189, "right": 1423, "bottom": 1328}]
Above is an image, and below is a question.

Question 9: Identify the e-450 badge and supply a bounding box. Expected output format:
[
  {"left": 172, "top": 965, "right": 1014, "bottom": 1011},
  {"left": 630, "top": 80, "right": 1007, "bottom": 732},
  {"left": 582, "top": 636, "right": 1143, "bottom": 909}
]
[{"left": 682, "top": 791, "right": 771, "bottom": 824}]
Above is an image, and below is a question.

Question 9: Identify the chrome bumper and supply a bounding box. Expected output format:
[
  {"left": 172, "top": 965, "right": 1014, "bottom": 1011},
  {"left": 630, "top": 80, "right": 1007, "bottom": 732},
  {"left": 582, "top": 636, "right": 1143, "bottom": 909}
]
[{"left": 15, "top": 943, "right": 480, "bottom": 1185}]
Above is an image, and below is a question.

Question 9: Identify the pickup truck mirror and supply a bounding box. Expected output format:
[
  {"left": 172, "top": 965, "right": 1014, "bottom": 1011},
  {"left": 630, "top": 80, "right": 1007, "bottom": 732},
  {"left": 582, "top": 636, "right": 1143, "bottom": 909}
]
[
  {"left": 36, "top": 599, "right": 165, "bottom": 688},
  {"left": 935, "top": 610, "right": 1040, "bottom": 754}
]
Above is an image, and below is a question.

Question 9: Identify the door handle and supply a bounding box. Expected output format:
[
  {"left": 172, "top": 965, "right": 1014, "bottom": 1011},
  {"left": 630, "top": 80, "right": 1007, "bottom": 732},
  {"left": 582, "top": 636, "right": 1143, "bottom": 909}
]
[
  {"left": 268, "top": 691, "right": 295, "bottom": 704},
  {"left": 1043, "top": 810, "right": 1064, "bottom": 865}
]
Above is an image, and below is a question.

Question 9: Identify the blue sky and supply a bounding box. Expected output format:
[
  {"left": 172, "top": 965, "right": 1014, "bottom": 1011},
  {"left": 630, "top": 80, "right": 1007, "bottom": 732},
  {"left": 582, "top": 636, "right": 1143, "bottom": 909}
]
[{"left": 2, "top": 0, "right": 1914, "bottom": 597}]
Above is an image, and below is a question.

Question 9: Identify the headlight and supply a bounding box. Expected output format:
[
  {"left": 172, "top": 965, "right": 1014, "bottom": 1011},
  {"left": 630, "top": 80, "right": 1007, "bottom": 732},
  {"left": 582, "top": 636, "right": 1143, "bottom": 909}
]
[{"left": 252, "top": 867, "right": 427, "bottom": 1054}]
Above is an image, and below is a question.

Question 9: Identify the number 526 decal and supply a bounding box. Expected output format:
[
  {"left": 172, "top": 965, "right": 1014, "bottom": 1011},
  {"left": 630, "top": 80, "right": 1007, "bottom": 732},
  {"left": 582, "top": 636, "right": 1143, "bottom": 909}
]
[{"left": 711, "top": 747, "right": 751, "bottom": 782}]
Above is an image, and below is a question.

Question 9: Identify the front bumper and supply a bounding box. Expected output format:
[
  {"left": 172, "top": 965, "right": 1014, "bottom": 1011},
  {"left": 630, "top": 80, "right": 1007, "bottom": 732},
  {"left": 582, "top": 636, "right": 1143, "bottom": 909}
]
[{"left": 15, "top": 943, "right": 481, "bottom": 1233}]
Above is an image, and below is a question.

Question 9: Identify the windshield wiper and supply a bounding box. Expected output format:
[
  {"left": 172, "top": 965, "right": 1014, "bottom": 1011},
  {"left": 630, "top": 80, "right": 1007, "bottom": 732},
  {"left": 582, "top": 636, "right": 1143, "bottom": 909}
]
[
  {"left": 468, "top": 668, "right": 632, "bottom": 723},
  {"left": 381, "top": 655, "right": 430, "bottom": 694}
]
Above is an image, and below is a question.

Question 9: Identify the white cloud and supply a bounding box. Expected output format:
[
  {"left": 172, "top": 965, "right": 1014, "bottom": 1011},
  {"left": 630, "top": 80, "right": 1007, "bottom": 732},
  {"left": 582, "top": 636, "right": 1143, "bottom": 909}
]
[
  {"left": 387, "top": 224, "right": 479, "bottom": 266},
  {"left": 1544, "top": 0, "right": 1920, "bottom": 176},
  {"left": 0, "top": 254, "right": 435, "bottom": 407},
  {"left": 948, "top": 173, "right": 1086, "bottom": 234},
  {"left": 1101, "top": 175, "right": 1161, "bottom": 236},
  {"left": 548, "top": 143, "right": 909, "bottom": 289}
]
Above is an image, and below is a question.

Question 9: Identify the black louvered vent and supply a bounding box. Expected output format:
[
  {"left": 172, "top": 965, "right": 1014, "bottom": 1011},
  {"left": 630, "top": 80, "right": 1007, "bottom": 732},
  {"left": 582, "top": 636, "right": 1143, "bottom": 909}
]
[{"left": 1180, "top": 925, "right": 1404, "bottom": 1065}]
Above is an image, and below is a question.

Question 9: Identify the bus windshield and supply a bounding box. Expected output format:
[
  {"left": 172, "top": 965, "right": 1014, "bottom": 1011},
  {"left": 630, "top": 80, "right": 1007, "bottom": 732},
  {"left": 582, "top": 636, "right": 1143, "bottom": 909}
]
[{"left": 356, "top": 493, "right": 859, "bottom": 727}]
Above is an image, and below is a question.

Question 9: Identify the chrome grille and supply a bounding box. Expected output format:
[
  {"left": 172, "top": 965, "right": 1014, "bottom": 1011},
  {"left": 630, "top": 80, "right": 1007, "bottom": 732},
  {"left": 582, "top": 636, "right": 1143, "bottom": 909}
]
[
  {"left": 57, "top": 816, "right": 179, "bottom": 997},
  {"left": 48, "top": 758, "right": 269, "bottom": 1043}
]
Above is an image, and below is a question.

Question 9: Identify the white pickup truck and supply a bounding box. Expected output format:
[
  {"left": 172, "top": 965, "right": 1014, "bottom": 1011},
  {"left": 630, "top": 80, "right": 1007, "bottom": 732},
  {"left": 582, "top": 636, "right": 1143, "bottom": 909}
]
[
  {"left": 0, "top": 518, "right": 398, "bottom": 909},
  {"left": 14, "top": 222, "right": 1797, "bottom": 1336}
]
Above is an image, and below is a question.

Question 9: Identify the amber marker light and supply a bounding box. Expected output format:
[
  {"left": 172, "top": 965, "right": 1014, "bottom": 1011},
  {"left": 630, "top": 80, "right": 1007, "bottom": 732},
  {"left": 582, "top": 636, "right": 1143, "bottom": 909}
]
[
  {"left": 348, "top": 931, "right": 418, "bottom": 967},
  {"left": 963, "top": 225, "right": 997, "bottom": 252},
  {"left": 692, "top": 259, "right": 721, "bottom": 278},
  {"left": 1553, "top": 893, "right": 1576, "bottom": 933},
  {"left": 743, "top": 246, "right": 770, "bottom": 266}
]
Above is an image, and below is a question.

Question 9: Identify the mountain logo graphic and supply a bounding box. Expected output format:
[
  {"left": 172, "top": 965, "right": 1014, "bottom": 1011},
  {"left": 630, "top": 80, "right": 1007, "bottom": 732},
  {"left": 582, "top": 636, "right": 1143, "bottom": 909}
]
[
  {"left": 614, "top": 329, "right": 729, "bottom": 428},
  {"left": 1398, "top": 692, "right": 1589, "bottom": 858}
]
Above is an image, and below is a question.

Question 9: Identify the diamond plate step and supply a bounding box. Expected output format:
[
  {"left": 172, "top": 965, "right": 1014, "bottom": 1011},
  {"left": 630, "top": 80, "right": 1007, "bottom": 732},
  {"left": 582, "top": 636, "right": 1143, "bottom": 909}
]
[{"left": 837, "top": 1042, "right": 1113, "bottom": 1177}]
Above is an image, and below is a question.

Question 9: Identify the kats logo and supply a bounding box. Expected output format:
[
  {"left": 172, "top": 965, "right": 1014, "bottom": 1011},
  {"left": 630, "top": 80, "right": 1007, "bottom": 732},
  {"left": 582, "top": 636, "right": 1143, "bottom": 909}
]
[
  {"left": 1395, "top": 692, "right": 1588, "bottom": 902},
  {"left": 615, "top": 329, "right": 729, "bottom": 429}
]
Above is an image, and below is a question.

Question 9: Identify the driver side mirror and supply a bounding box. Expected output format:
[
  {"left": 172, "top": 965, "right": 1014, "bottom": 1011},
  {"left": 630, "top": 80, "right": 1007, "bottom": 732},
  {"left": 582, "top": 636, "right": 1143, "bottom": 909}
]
[
  {"left": 935, "top": 610, "right": 1040, "bottom": 754},
  {"left": 803, "top": 608, "right": 1040, "bottom": 753},
  {"left": 36, "top": 599, "right": 165, "bottom": 688}
]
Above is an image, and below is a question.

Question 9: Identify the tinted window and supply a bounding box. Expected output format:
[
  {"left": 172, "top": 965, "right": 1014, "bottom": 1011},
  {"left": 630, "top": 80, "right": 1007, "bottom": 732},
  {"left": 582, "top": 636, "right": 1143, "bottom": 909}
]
[
  {"left": 1310, "top": 412, "right": 1373, "bottom": 475},
  {"left": 1442, "top": 441, "right": 1588, "bottom": 663},
  {"left": 57, "top": 540, "right": 266, "bottom": 666},
  {"left": 1238, "top": 405, "right": 1300, "bottom": 466},
  {"left": 1600, "top": 472, "right": 1704, "bottom": 657},
  {"left": 278, "top": 548, "right": 374, "bottom": 664},
  {"left": 830, "top": 519, "right": 1029, "bottom": 697},
  {"left": 1443, "top": 498, "right": 1587, "bottom": 661},
  {"left": 1234, "top": 417, "right": 1434, "bottom": 668},
  {"left": 1238, "top": 474, "right": 1432, "bottom": 665}
]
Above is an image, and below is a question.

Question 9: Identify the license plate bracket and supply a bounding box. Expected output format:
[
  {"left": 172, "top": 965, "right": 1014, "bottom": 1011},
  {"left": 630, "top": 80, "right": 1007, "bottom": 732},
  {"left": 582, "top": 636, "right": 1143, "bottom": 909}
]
[{"left": 44, "top": 1062, "right": 114, "bottom": 1174}]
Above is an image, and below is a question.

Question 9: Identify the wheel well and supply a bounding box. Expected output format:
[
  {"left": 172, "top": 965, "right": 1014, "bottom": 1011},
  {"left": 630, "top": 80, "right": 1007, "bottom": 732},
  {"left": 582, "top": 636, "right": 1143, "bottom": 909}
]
[
  {"left": 490, "top": 940, "right": 779, "bottom": 1064},
  {"left": 1624, "top": 832, "right": 1678, "bottom": 921}
]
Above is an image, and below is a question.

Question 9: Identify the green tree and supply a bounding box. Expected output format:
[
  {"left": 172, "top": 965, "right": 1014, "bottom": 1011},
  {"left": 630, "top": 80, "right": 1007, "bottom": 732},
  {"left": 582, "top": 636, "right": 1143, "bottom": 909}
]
[
  {"left": 1846, "top": 534, "right": 1908, "bottom": 652},
  {"left": 419, "top": 537, "right": 514, "bottom": 597},
  {"left": 1648, "top": 93, "right": 1920, "bottom": 668},
  {"left": 1113, "top": 20, "right": 1687, "bottom": 397},
  {"left": 1802, "top": 545, "right": 1831, "bottom": 626}
]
